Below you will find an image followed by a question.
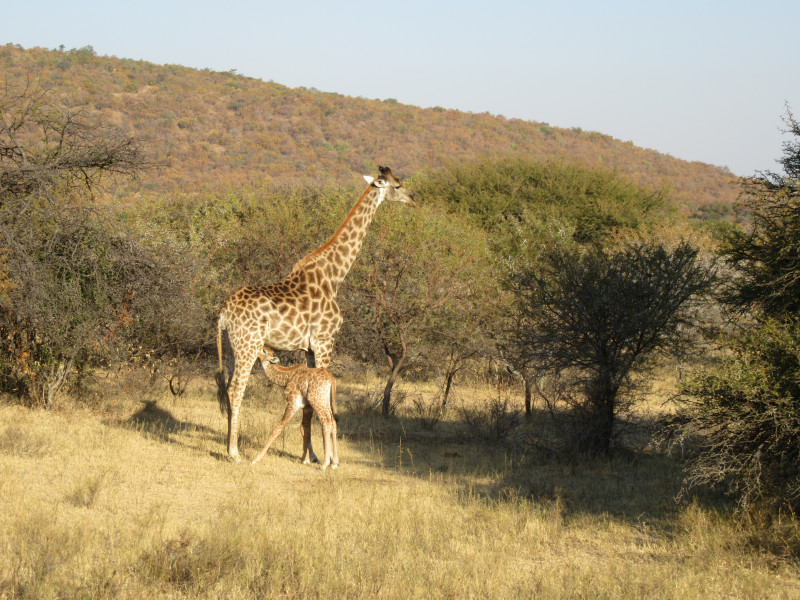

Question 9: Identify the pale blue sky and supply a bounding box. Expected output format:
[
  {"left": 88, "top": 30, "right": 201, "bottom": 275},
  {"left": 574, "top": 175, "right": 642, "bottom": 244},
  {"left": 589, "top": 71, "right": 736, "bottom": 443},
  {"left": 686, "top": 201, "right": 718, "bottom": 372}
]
[{"left": 3, "top": 0, "right": 798, "bottom": 176}]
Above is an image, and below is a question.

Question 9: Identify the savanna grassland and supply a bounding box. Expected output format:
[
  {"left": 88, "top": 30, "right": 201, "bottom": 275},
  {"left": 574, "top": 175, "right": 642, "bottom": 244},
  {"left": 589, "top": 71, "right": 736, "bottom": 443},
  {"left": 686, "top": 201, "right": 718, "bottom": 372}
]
[
  {"left": 2, "top": 368, "right": 798, "bottom": 599},
  {"left": 3, "top": 43, "right": 800, "bottom": 600}
]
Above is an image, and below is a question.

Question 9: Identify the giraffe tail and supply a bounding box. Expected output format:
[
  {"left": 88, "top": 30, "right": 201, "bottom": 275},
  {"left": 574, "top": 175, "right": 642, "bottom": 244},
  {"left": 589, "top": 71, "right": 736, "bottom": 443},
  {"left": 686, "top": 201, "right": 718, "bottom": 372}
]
[
  {"left": 215, "top": 314, "right": 230, "bottom": 417},
  {"left": 331, "top": 376, "right": 339, "bottom": 423},
  {"left": 215, "top": 371, "right": 230, "bottom": 417}
]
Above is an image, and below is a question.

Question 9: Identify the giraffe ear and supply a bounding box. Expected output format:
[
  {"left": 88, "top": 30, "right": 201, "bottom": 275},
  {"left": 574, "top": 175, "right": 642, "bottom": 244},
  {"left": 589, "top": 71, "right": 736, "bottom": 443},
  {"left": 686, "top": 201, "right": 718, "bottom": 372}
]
[{"left": 363, "top": 175, "right": 375, "bottom": 185}]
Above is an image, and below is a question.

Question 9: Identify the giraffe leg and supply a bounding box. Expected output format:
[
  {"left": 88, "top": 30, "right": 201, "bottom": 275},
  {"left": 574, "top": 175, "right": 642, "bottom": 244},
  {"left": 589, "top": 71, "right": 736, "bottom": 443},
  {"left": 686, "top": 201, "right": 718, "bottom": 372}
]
[
  {"left": 226, "top": 355, "right": 255, "bottom": 464},
  {"left": 309, "top": 335, "right": 334, "bottom": 369},
  {"left": 300, "top": 406, "right": 319, "bottom": 464},
  {"left": 252, "top": 397, "right": 300, "bottom": 465},
  {"left": 329, "top": 408, "right": 339, "bottom": 469},
  {"left": 308, "top": 381, "right": 333, "bottom": 470},
  {"left": 317, "top": 409, "right": 336, "bottom": 471},
  {"left": 326, "top": 376, "right": 339, "bottom": 468},
  {"left": 310, "top": 379, "right": 338, "bottom": 471}
]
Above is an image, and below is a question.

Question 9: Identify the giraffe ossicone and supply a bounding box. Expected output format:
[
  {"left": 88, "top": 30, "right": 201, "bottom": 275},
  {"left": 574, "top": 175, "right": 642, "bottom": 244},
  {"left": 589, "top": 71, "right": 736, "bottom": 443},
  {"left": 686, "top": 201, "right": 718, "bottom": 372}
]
[{"left": 216, "top": 166, "right": 415, "bottom": 463}]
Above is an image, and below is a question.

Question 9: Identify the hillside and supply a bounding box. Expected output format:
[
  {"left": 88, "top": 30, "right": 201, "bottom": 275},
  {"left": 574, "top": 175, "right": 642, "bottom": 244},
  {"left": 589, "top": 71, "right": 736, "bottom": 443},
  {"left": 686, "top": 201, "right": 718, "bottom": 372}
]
[{"left": 2, "top": 44, "right": 740, "bottom": 211}]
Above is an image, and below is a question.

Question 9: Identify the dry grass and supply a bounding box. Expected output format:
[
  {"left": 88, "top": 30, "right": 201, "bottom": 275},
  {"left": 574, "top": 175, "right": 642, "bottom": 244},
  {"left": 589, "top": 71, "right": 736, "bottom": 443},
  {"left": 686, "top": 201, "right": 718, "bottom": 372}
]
[{"left": 1, "top": 368, "right": 799, "bottom": 599}]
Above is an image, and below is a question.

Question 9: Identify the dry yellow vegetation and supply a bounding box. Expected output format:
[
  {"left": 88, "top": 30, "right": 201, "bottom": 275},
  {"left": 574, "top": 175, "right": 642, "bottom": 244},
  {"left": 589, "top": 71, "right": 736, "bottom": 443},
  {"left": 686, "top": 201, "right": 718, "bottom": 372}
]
[
  {"left": 1, "top": 43, "right": 739, "bottom": 215},
  {"left": 1, "top": 370, "right": 798, "bottom": 599}
]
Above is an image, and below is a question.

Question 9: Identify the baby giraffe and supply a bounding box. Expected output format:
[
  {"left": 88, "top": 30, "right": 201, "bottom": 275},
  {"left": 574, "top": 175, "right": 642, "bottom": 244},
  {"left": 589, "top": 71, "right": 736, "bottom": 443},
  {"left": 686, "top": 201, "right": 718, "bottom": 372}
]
[{"left": 252, "top": 347, "right": 339, "bottom": 470}]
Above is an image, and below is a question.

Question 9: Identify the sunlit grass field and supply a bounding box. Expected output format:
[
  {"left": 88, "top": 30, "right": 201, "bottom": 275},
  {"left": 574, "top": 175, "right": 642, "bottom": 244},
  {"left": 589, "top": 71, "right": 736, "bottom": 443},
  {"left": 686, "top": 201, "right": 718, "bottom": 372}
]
[{"left": 1, "top": 367, "right": 798, "bottom": 599}]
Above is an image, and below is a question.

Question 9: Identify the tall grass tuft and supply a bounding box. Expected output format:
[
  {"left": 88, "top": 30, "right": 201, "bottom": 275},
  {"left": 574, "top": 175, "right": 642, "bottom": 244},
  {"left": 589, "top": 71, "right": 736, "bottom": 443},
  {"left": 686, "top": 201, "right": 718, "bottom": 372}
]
[
  {"left": 457, "top": 388, "right": 524, "bottom": 445},
  {"left": 0, "top": 425, "right": 52, "bottom": 457}
]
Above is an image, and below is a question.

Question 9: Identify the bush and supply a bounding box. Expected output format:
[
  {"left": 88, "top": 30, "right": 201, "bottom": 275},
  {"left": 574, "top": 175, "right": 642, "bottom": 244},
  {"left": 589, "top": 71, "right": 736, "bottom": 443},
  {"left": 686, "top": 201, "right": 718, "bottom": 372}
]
[
  {"left": 0, "top": 202, "right": 205, "bottom": 406},
  {"left": 673, "top": 108, "right": 800, "bottom": 513},
  {"left": 457, "top": 386, "right": 524, "bottom": 445},
  {"left": 0, "top": 79, "right": 206, "bottom": 406},
  {"left": 412, "top": 157, "right": 669, "bottom": 241},
  {"left": 673, "top": 317, "right": 800, "bottom": 512},
  {"left": 409, "top": 393, "right": 445, "bottom": 430}
]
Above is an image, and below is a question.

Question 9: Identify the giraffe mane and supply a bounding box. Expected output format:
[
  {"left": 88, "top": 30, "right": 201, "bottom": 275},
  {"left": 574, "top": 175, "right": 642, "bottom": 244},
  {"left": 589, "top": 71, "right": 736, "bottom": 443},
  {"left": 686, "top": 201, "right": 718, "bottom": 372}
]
[{"left": 289, "top": 183, "right": 373, "bottom": 273}]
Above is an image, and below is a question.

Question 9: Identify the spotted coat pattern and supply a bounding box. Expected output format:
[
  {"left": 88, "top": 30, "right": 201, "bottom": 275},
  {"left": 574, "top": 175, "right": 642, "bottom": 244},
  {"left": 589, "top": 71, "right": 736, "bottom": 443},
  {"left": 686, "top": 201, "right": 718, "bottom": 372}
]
[
  {"left": 251, "top": 347, "right": 339, "bottom": 470},
  {"left": 216, "top": 167, "right": 415, "bottom": 462}
]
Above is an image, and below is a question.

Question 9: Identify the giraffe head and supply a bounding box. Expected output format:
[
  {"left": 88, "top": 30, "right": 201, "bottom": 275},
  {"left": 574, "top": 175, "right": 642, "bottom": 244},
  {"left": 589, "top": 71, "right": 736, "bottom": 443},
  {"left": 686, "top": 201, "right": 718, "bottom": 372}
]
[
  {"left": 363, "top": 166, "right": 416, "bottom": 207},
  {"left": 259, "top": 346, "right": 281, "bottom": 365}
]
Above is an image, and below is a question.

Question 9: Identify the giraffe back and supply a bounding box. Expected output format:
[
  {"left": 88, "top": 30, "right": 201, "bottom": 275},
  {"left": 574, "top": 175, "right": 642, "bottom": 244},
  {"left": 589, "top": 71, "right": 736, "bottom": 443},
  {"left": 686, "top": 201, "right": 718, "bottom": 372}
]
[{"left": 221, "top": 273, "right": 342, "bottom": 357}]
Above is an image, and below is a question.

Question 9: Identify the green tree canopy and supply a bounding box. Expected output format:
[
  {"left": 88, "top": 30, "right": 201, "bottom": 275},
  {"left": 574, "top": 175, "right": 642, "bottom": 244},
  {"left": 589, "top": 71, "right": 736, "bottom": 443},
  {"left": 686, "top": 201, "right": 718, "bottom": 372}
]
[
  {"left": 510, "top": 239, "right": 714, "bottom": 453},
  {"left": 412, "top": 157, "right": 670, "bottom": 243},
  {"left": 342, "top": 202, "right": 488, "bottom": 416}
]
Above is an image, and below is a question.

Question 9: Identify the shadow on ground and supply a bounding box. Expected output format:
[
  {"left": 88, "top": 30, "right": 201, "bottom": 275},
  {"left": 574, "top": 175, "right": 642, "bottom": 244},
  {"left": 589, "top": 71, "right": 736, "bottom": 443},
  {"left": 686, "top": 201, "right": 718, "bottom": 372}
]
[
  {"left": 113, "top": 387, "right": 729, "bottom": 528},
  {"left": 332, "top": 403, "right": 729, "bottom": 529},
  {"left": 120, "top": 400, "right": 220, "bottom": 449}
]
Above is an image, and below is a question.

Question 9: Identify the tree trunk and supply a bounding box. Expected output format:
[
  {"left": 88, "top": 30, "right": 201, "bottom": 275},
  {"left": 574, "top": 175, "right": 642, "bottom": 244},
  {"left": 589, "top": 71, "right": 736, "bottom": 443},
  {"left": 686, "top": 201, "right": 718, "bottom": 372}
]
[
  {"left": 584, "top": 369, "right": 618, "bottom": 454},
  {"left": 520, "top": 368, "right": 533, "bottom": 417},
  {"left": 380, "top": 326, "right": 407, "bottom": 418},
  {"left": 42, "top": 357, "right": 74, "bottom": 409},
  {"left": 382, "top": 355, "right": 405, "bottom": 417},
  {"left": 442, "top": 369, "right": 455, "bottom": 409}
]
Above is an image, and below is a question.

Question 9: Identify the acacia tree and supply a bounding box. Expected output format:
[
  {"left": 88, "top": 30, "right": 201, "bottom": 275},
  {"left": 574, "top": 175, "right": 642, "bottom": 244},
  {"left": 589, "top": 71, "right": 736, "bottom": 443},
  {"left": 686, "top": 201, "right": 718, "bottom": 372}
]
[
  {"left": 424, "top": 300, "right": 490, "bottom": 410},
  {"left": 0, "top": 78, "right": 142, "bottom": 204},
  {"left": 0, "top": 79, "right": 156, "bottom": 405},
  {"left": 673, "top": 109, "right": 800, "bottom": 512},
  {"left": 415, "top": 159, "right": 674, "bottom": 418},
  {"left": 418, "top": 251, "right": 498, "bottom": 410},
  {"left": 343, "top": 204, "right": 485, "bottom": 417},
  {"left": 721, "top": 110, "right": 800, "bottom": 317},
  {"left": 510, "top": 239, "right": 714, "bottom": 453}
]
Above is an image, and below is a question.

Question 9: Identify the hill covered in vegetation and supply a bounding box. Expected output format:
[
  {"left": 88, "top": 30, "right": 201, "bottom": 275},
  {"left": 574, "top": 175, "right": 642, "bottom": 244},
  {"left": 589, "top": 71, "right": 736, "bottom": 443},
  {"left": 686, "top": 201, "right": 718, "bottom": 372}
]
[{"left": 1, "top": 43, "right": 739, "bottom": 213}]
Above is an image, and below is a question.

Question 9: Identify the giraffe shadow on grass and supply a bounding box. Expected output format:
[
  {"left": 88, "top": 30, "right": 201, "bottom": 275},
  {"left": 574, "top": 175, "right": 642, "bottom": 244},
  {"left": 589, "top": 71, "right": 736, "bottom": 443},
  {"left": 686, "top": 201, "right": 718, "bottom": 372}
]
[{"left": 122, "top": 400, "right": 220, "bottom": 450}]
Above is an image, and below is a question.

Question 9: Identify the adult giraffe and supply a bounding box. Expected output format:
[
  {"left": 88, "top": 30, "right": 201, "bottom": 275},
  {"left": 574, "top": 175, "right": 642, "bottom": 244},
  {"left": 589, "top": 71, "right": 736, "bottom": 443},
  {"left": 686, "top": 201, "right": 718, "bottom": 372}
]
[{"left": 216, "top": 166, "right": 415, "bottom": 462}]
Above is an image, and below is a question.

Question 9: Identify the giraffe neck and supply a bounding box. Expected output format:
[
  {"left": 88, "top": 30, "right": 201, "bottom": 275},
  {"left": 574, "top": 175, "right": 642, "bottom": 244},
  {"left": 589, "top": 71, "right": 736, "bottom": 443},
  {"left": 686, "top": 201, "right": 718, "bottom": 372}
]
[
  {"left": 263, "top": 363, "right": 305, "bottom": 388},
  {"left": 291, "top": 185, "right": 383, "bottom": 291}
]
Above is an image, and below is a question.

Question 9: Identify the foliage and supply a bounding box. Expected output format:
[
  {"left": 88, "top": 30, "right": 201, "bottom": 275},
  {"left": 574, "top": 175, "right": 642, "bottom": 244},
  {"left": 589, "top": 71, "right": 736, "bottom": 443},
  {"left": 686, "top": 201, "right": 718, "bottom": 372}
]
[
  {"left": 414, "top": 158, "right": 681, "bottom": 416},
  {"left": 0, "top": 78, "right": 194, "bottom": 406},
  {"left": 510, "top": 239, "right": 714, "bottom": 453},
  {"left": 674, "top": 109, "right": 800, "bottom": 513},
  {"left": 0, "top": 76, "right": 143, "bottom": 201},
  {"left": 342, "top": 203, "right": 488, "bottom": 416},
  {"left": 127, "top": 184, "right": 352, "bottom": 300},
  {"left": 675, "top": 318, "right": 800, "bottom": 512},
  {"left": 720, "top": 111, "right": 800, "bottom": 317},
  {"left": 456, "top": 384, "right": 525, "bottom": 445},
  {"left": 408, "top": 393, "right": 446, "bottom": 430},
  {"left": 413, "top": 157, "right": 671, "bottom": 243},
  {"left": 1, "top": 205, "right": 163, "bottom": 404}
]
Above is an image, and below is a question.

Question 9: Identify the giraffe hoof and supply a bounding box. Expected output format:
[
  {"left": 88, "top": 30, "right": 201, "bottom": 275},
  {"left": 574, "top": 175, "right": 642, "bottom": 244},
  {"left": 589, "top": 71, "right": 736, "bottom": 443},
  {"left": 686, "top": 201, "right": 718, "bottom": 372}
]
[{"left": 228, "top": 454, "right": 242, "bottom": 464}]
